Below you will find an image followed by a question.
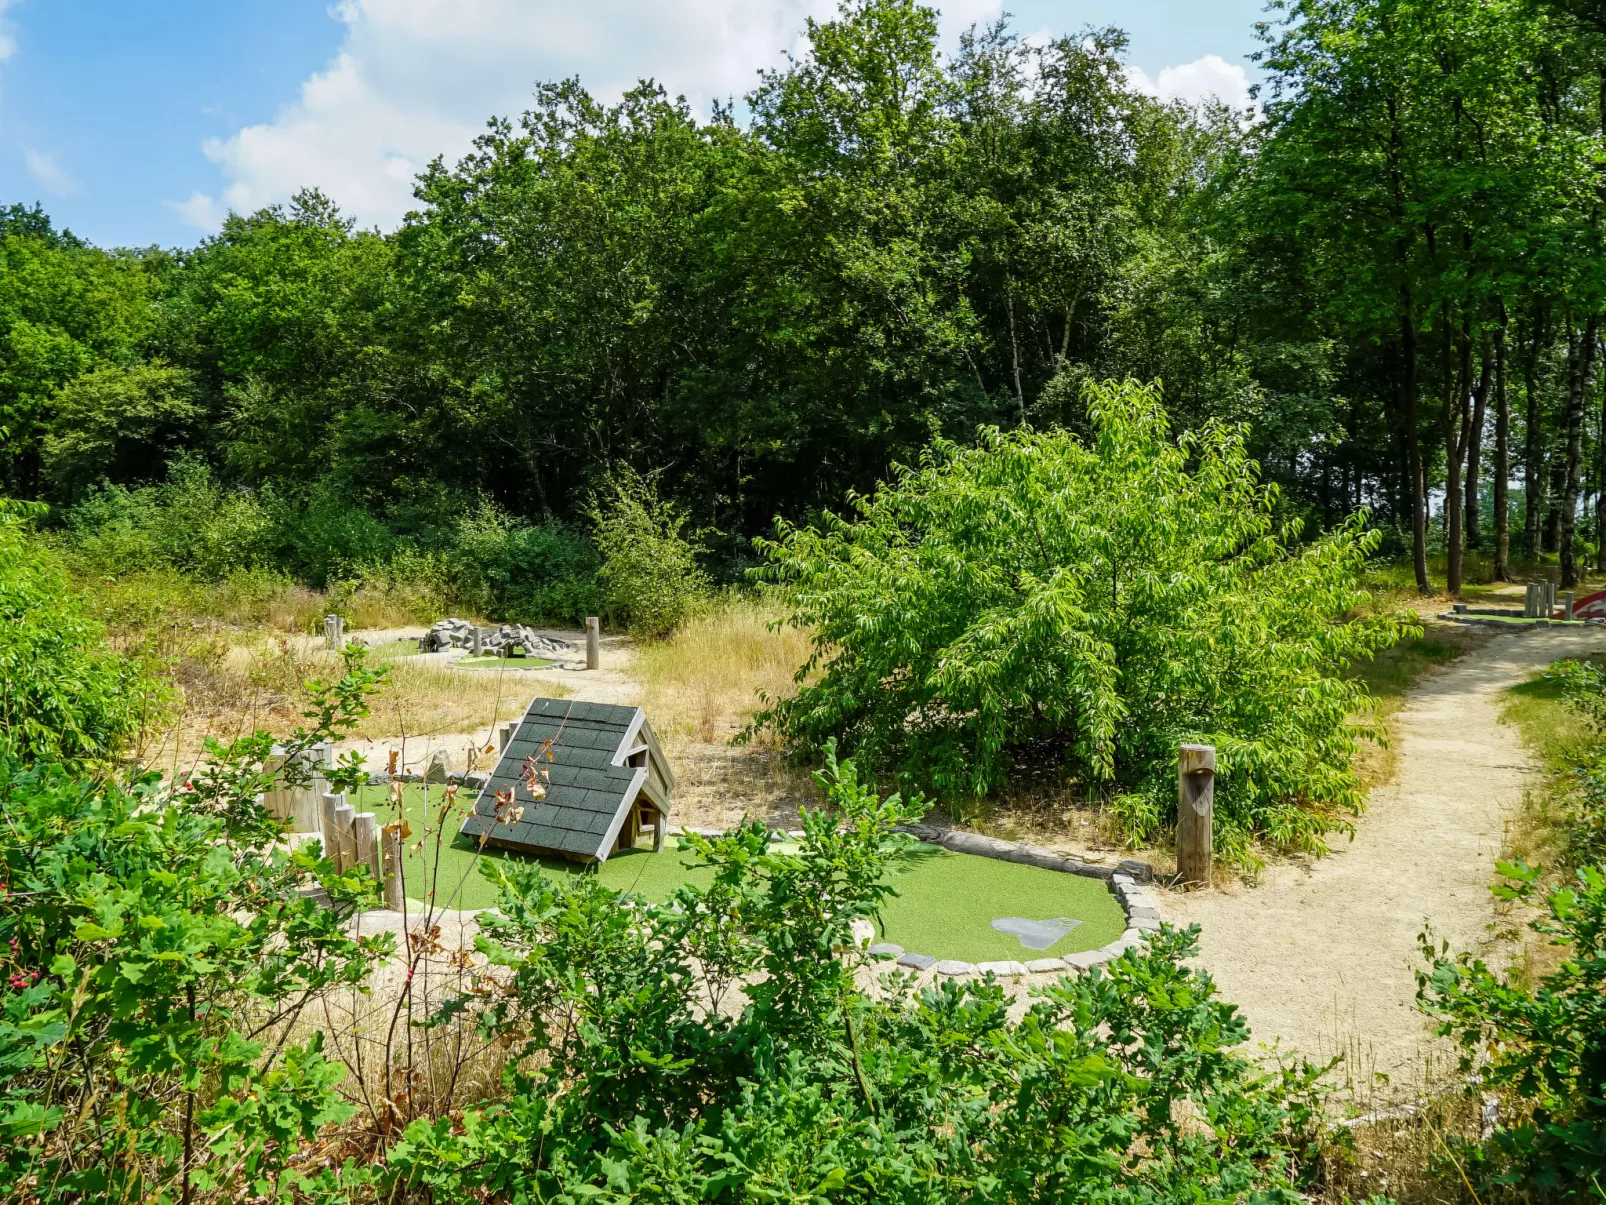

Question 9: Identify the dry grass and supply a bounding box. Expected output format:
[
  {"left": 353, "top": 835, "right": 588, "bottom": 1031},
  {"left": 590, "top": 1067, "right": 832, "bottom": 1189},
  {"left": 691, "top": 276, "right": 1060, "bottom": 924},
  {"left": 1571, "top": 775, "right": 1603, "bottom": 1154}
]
[
  {"left": 634, "top": 595, "right": 822, "bottom": 827},
  {"left": 137, "top": 632, "right": 561, "bottom": 779}
]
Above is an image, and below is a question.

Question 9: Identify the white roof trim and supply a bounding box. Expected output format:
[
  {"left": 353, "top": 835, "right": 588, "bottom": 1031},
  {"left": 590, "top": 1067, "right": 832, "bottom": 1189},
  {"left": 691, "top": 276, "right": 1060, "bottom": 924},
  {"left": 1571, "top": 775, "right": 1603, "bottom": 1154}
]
[
  {"left": 612, "top": 708, "right": 648, "bottom": 767},
  {"left": 593, "top": 766, "right": 649, "bottom": 862}
]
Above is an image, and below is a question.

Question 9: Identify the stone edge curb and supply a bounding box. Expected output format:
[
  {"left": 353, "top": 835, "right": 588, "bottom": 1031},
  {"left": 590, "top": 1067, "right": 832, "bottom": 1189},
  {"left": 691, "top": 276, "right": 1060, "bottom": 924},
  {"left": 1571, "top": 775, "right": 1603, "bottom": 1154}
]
[{"left": 863, "top": 825, "right": 1159, "bottom": 980}]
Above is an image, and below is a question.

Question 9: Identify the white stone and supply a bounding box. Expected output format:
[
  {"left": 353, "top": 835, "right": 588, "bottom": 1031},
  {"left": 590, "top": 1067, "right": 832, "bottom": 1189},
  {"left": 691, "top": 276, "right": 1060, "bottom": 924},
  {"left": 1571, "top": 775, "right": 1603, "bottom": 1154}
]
[
  {"left": 976, "top": 960, "right": 1028, "bottom": 978},
  {"left": 934, "top": 960, "right": 976, "bottom": 977},
  {"left": 1025, "top": 958, "right": 1068, "bottom": 974},
  {"left": 1062, "top": 950, "right": 1105, "bottom": 970},
  {"left": 848, "top": 918, "right": 876, "bottom": 948}
]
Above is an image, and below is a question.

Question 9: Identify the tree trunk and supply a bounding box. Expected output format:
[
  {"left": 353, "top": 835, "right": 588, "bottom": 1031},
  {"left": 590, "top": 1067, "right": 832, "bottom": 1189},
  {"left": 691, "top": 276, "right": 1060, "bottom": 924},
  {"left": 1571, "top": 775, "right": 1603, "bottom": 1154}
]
[
  {"left": 1465, "top": 343, "right": 1488, "bottom": 550},
  {"left": 1494, "top": 303, "right": 1511, "bottom": 579},
  {"left": 1442, "top": 319, "right": 1473, "bottom": 597},
  {"left": 1524, "top": 303, "right": 1549, "bottom": 563},
  {"left": 1561, "top": 313, "right": 1601, "bottom": 588},
  {"left": 1401, "top": 305, "right": 1430, "bottom": 592}
]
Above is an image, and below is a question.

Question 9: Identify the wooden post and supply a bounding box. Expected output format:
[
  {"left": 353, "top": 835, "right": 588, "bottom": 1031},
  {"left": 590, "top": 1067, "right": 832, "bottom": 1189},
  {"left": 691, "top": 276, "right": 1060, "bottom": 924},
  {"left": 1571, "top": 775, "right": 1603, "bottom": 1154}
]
[
  {"left": 324, "top": 613, "right": 344, "bottom": 650},
  {"left": 471, "top": 627, "right": 483, "bottom": 656},
  {"left": 381, "top": 825, "right": 405, "bottom": 911},
  {"left": 1177, "top": 744, "right": 1215, "bottom": 887},
  {"left": 333, "top": 800, "right": 356, "bottom": 871},
  {"left": 499, "top": 721, "right": 516, "bottom": 753},
  {"left": 586, "top": 617, "right": 601, "bottom": 670},
  {"left": 653, "top": 808, "right": 665, "bottom": 852},
  {"left": 1565, "top": 590, "right": 1576, "bottom": 621},
  {"left": 353, "top": 812, "right": 380, "bottom": 881},
  {"left": 319, "top": 791, "right": 341, "bottom": 862}
]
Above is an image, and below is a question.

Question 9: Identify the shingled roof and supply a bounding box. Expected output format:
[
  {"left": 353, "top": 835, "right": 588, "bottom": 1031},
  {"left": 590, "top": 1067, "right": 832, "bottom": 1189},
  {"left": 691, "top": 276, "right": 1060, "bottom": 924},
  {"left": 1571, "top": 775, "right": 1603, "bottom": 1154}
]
[{"left": 458, "top": 697, "right": 674, "bottom": 862}]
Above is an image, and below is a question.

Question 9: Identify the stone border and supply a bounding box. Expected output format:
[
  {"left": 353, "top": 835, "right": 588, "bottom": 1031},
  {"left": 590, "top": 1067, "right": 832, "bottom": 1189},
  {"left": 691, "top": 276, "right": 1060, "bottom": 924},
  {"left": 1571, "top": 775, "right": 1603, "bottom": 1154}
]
[{"left": 862, "top": 825, "right": 1160, "bottom": 979}]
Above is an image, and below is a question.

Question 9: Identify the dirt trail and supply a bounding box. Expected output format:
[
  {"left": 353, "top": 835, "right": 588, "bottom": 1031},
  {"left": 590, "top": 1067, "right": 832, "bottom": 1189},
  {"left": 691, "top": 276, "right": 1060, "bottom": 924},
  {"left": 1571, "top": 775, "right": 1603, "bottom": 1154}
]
[{"left": 1161, "top": 626, "right": 1605, "bottom": 1079}]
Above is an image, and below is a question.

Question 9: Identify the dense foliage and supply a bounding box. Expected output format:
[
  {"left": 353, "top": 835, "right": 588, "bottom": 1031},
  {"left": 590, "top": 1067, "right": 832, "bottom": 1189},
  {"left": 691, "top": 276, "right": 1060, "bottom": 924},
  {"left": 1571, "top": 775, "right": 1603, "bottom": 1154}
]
[
  {"left": 1539, "top": 658, "right": 1606, "bottom": 871},
  {"left": 752, "top": 380, "right": 1411, "bottom": 856},
  {"left": 0, "top": 502, "right": 169, "bottom": 765},
  {"left": 1419, "top": 859, "right": 1606, "bottom": 1199},
  {"left": 0, "top": 649, "right": 392, "bottom": 1203},
  {"left": 388, "top": 746, "right": 1326, "bottom": 1203}
]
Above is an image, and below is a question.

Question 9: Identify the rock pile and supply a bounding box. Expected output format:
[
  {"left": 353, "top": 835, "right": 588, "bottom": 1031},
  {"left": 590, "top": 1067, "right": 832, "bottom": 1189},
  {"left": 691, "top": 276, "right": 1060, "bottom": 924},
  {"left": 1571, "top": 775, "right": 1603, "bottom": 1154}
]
[{"left": 418, "top": 618, "right": 576, "bottom": 658}]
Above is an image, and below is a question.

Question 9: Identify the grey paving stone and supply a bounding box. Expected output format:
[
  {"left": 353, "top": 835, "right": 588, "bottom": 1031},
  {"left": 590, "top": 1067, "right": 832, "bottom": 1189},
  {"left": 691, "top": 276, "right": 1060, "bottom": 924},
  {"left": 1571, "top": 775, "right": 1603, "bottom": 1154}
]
[
  {"left": 868, "top": 942, "right": 904, "bottom": 958},
  {"left": 1126, "top": 906, "right": 1162, "bottom": 922},
  {"left": 896, "top": 952, "right": 936, "bottom": 971},
  {"left": 1062, "top": 950, "right": 1106, "bottom": 969},
  {"left": 1025, "top": 958, "right": 1068, "bottom": 974},
  {"left": 934, "top": 960, "right": 976, "bottom": 977},
  {"left": 1130, "top": 916, "right": 1161, "bottom": 931}
]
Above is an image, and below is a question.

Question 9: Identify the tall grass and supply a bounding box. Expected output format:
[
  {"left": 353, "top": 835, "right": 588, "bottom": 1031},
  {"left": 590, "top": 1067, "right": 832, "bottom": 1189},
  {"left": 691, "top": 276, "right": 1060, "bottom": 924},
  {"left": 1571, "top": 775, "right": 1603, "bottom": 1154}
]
[{"left": 636, "top": 593, "right": 817, "bottom": 745}]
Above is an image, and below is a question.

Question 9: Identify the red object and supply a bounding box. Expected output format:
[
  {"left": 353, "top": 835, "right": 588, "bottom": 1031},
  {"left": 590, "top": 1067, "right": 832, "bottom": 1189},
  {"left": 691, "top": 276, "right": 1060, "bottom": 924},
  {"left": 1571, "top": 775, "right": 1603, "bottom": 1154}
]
[{"left": 1570, "top": 588, "right": 1606, "bottom": 619}]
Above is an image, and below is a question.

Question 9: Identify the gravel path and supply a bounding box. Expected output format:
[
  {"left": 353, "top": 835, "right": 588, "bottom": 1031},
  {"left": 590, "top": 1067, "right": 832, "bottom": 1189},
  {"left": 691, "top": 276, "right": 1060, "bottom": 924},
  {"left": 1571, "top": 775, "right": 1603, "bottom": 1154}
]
[{"left": 1160, "top": 626, "right": 1605, "bottom": 1079}]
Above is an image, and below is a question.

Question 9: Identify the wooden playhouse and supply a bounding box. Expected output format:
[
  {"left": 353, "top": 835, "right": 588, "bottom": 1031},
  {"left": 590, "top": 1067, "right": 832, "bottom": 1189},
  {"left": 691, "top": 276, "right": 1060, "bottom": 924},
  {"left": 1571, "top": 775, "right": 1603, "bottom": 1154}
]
[{"left": 458, "top": 697, "right": 675, "bottom": 861}]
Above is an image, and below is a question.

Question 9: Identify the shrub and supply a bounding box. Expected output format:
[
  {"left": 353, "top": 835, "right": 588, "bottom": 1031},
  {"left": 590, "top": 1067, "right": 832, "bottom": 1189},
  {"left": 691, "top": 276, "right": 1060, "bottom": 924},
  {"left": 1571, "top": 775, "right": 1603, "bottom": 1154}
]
[
  {"left": 1538, "top": 659, "right": 1606, "bottom": 870},
  {"left": 61, "top": 458, "right": 274, "bottom": 581},
  {"left": 1418, "top": 859, "right": 1606, "bottom": 1198},
  {"left": 0, "top": 649, "right": 391, "bottom": 1203},
  {"left": 450, "top": 502, "right": 604, "bottom": 624},
  {"left": 589, "top": 466, "right": 708, "bottom": 637},
  {"left": 389, "top": 745, "right": 1326, "bottom": 1202},
  {"left": 42, "top": 361, "right": 201, "bottom": 500},
  {"left": 751, "top": 379, "right": 1413, "bottom": 856},
  {"left": 0, "top": 502, "right": 170, "bottom": 765}
]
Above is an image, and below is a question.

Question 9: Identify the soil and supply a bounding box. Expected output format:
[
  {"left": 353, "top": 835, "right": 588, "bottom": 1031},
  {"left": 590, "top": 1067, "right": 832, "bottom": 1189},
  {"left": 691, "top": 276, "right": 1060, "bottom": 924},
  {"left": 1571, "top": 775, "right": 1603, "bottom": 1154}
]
[{"left": 1159, "top": 624, "right": 1606, "bottom": 1083}]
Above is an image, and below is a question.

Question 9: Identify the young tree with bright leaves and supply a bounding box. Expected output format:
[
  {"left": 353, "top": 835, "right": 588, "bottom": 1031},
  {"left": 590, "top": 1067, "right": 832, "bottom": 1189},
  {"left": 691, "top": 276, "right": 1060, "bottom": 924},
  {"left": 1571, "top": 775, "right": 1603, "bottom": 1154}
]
[{"left": 751, "top": 379, "right": 1412, "bottom": 864}]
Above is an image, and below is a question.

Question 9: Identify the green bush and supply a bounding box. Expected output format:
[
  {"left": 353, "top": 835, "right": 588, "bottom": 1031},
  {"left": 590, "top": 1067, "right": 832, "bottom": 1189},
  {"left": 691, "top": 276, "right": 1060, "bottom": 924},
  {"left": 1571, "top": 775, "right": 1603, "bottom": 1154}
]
[
  {"left": 752, "top": 379, "right": 1413, "bottom": 857},
  {"left": 61, "top": 458, "right": 274, "bottom": 581},
  {"left": 450, "top": 502, "right": 604, "bottom": 624},
  {"left": 0, "top": 649, "right": 392, "bottom": 1202},
  {"left": 1539, "top": 659, "right": 1606, "bottom": 870},
  {"left": 1418, "top": 859, "right": 1606, "bottom": 1198},
  {"left": 389, "top": 746, "right": 1326, "bottom": 1202},
  {"left": 0, "top": 502, "right": 170, "bottom": 765},
  {"left": 589, "top": 467, "right": 708, "bottom": 637}
]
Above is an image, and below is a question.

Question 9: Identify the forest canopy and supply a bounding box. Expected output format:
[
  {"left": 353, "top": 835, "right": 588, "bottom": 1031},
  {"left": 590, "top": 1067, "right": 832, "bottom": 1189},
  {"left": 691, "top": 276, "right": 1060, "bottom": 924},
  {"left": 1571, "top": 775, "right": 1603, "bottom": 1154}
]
[{"left": 2, "top": 0, "right": 1604, "bottom": 593}]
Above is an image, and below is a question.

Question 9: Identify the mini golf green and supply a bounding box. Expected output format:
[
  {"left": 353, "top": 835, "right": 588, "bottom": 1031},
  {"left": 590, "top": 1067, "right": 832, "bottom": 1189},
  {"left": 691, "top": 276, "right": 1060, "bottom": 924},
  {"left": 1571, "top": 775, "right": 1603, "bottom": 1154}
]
[{"left": 347, "top": 786, "right": 1126, "bottom": 961}]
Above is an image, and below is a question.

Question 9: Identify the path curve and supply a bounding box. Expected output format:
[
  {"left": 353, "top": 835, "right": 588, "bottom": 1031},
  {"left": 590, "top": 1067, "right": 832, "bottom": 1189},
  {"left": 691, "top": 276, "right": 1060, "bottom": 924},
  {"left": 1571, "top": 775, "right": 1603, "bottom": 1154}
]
[{"left": 1160, "top": 626, "right": 1606, "bottom": 1079}]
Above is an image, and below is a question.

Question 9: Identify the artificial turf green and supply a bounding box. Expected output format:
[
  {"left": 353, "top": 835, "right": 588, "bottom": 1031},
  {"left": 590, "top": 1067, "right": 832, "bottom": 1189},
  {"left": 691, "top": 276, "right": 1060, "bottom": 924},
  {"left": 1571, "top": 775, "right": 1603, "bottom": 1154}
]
[{"left": 351, "top": 785, "right": 1126, "bottom": 960}]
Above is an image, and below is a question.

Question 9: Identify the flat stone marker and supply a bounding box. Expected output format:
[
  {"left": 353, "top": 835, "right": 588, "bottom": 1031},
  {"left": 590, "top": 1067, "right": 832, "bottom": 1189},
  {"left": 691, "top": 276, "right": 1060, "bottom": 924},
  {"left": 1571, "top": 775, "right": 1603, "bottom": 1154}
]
[
  {"left": 990, "top": 916, "right": 1081, "bottom": 950},
  {"left": 868, "top": 942, "right": 904, "bottom": 958},
  {"left": 896, "top": 952, "right": 936, "bottom": 971},
  {"left": 934, "top": 960, "right": 976, "bottom": 977},
  {"left": 1025, "top": 958, "right": 1068, "bottom": 974}
]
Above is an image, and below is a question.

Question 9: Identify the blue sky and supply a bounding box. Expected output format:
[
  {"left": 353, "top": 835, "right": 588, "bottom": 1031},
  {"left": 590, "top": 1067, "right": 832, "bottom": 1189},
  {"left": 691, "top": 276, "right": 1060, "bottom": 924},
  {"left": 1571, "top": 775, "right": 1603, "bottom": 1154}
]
[{"left": 0, "top": 0, "right": 1273, "bottom": 249}]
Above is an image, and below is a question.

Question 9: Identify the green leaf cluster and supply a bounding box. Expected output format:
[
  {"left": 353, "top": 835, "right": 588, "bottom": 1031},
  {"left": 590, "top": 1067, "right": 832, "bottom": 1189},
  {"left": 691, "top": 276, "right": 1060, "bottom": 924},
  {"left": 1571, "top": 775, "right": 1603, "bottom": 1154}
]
[
  {"left": 750, "top": 379, "right": 1414, "bottom": 857},
  {"left": 389, "top": 743, "right": 1327, "bottom": 1202}
]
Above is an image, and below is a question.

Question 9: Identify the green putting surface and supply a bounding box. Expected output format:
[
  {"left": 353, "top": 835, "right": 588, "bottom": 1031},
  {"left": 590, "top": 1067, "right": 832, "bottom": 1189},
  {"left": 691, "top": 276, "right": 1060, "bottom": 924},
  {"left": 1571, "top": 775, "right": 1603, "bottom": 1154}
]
[{"left": 346, "top": 786, "right": 1125, "bottom": 960}]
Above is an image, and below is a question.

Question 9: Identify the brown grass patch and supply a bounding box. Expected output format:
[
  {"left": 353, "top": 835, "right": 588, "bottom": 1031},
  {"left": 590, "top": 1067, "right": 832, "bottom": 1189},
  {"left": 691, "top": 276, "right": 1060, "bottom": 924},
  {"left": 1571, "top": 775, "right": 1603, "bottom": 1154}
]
[{"left": 635, "top": 595, "right": 821, "bottom": 828}]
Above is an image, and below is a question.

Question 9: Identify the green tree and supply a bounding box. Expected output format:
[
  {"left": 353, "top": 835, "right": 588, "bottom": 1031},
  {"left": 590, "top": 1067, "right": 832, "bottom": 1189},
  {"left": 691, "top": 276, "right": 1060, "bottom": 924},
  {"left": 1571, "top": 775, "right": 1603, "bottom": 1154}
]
[
  {"left": 42, "top": 361, "right": 200, "bottom": 499},
  {"left": 752, "top": 380, "right": 1412, "bottom": 860}
]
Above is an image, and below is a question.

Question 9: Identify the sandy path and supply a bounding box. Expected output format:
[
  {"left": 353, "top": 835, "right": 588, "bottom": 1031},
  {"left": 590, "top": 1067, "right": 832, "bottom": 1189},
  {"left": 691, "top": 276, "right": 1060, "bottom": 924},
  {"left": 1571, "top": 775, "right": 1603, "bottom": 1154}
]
[{"left": 1161, "top": 626, "right": 1605, "bottom": 1079}]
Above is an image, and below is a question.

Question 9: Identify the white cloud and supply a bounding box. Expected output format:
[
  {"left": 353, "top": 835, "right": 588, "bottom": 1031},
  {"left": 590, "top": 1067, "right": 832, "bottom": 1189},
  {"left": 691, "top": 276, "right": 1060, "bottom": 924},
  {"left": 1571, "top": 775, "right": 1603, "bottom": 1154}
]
[
  {"left": 175, "top": 0, "right": 1001, "bottom": 233},
  {"left": 0, "top": 0, "right": 16, "bottom": 65},
  {"left": 1126, "top": 53, "right": 1251, "bottom": 113},
  {"left": 24, "top": 148, "right": 79, "bottom": 196}
]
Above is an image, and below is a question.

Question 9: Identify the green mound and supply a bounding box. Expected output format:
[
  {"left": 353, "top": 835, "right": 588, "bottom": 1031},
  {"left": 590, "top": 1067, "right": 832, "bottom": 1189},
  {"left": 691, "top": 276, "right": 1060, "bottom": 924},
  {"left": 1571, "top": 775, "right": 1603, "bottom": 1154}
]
[{"left": 349, "top": 786, "right": 1126, "bottom": 960}]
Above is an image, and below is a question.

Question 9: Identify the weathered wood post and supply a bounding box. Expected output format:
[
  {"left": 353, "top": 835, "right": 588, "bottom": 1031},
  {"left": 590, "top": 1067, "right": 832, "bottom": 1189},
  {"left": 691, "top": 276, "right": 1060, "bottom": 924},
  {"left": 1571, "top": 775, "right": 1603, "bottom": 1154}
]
[
  {"left": 1524, "top": 582, "right": 1537, "bottom": 618},
  {"left": 471, "top": 627, "right": 483, "bottom": 656},
  {"left": 333, "top": 799, "right": 356, "bottom": 872},
  {"left": 499, "top": 721, "right": 517, "bottom": 753},
  {"left": 324, "top": 613, "right": 344, "bottom": 650},
  {"left": 353, "top": 811, "right": 380, "bottom": 882},
  {"left": 1565, "top": 590, "right": 1576, "bottom": 621},
  {"left": 1177, "top": 744, "right": 1216, "bottom": 887},
  {"left": 381, "top": 824, "right": 405, "bottom": 911},
  {"left": 320, "top": 791, "right": 341, "bottom": 863},
  {"left": 585, "top": 617, "right": 601, "bottom": 670}
]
